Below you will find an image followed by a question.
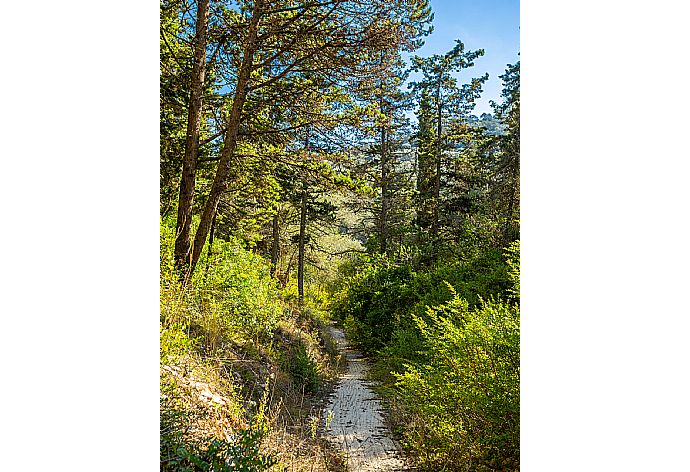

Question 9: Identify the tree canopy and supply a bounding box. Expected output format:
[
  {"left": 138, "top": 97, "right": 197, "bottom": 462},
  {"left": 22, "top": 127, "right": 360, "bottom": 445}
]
[{"left": 160, "top": 1, "right": 519, "bottom": 470}]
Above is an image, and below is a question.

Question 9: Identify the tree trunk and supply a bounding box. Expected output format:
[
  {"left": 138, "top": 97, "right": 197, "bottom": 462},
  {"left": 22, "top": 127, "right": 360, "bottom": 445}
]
[
  {"left": 175, "top": 0, "right": 209, "bottom": 273},
  {"left": 432, "top": 95, "right": 442, "bottom": 239},
  {"left": 503, "top": 154, "right": 520, "bottom": 245},
  {"left": 380, "top": 124, "right": 389, "bottom": 254},
  {"left": 298, "top": 185, "right": 307, "bottom": 307},
  {"left": 270, "top": 210, "right": 279, "bottom": 277},
  {"left": 415, "top": 96, "right": 434, "bottom": 234},
  {"left": 203, "top": 212, "right": 217, "bottom": 279},
  {"left": 297, "top": 126, "right": 311, "bottom": 306},
  {"left": 188, "top": 0, "right": 264, "bottom": 274}
]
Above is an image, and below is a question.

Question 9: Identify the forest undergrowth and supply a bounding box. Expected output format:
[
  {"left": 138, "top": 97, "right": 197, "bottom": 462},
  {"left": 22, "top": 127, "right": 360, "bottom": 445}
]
[
  {"left": 160, "top": 218, "right": 347, "bottom": 472},
  {"left": 160, "top": 0, "right": 519, "bottom": 468},
  {"left": 328, "top": 241, "right": 520, "bottom": 471}
]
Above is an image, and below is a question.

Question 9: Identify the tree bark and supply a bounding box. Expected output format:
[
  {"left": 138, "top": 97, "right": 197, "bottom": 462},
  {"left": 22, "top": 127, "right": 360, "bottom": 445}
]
[
  {"left": 380, "top": 124, "right": 389, "bottom": 254},
  {"left": 188, "top": 0, "right": 264, "bottom": 274},
  {"left": 298, "top": 185, "right": 307, "bottom": 307},
  {"left": 298, "top": 128, "right": 310, "bottom": 306},
  {"left": 270, "top": 210, "right": 279, "bottom": 277},
  {"left": 432, "top": 91, "right": 442, "bottom": 239},
  {"left": 175, "top": 0, "right": 209, "bottom": 273},
  {"left": 203, "top": 212, "right": 217, "bottom": 279},
  {"left": 503, "top": 153, "right": 520, "bottom": 245}
]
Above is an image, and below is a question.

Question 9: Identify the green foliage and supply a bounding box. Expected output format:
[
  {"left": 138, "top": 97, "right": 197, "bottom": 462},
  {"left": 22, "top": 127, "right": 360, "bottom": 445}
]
[
  {"left": 159, "top": 0, "right": 191, "bottom": 216},
  {"left": 196, "top": 237, "right": 284, "bottom": 342},
  {"left": 328, "top": 241, "right": 520, "bottom": 470},
  {"left": 274, "top": 320, "right": 329, "bottom": 394},
  {"left": 330, "top": 249, "right": 511, "bottom": 356},
  {"left": 486, "top": 61, "right": 520, "bottom": 245},
  {"left": 505, "top": 240, "right": 520, "bottom": 301},
  {"left": 395, "top": 294, "right": 519, "bottom": 471},
  {"left": 161, "top": 214, "right": 285, "bottom": 470},
  {"left": 333, "top": 259, "right": 415, "bottom": 353},
  {"left": 161, "top": 218, "right": 284, "bottom": 347},
  {"left": 286, "top": 343, "right": 322, "bottom": 393},
  {"left": 160, "top": 323, "right": 195, "bottom": 365},
  {"left": 161, "top": 426, "right": 276, "bottom": 472}
]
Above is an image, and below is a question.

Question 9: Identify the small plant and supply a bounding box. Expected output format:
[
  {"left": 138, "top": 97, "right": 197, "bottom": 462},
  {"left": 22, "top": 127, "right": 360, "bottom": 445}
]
[
  {"left": 288, "top": 343, "right": 322, "bottom": 393},
  {"left": 308, "top": 415, "right": 319, "bottom": 440},
  {"left": 325, "top": 410, "right": 334, "bottom": 430},
  {"left": 160, "top": 322, "right": 195, "bottom": 365},
  {"left": 162, "top": 428, "right": 276, "bottom": 472}
]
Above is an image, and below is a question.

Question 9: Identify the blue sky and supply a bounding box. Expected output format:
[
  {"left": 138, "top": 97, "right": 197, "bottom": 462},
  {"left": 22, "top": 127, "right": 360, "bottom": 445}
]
[{"left": 406, "top": 0, "right": 520, "bottom": 116}]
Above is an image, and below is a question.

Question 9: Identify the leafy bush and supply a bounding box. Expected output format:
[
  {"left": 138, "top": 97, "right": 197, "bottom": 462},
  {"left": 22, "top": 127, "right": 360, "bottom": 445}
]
[
  {"left": 395, "top": 292, "right": 520, "bottom": 471},
  {"left": 160, "top": 218, "right": 284, "bottom": 349},
  {"left": 195, "top": 237, "right": 284, "bottom": 343},
  {"left": 160, "top": 323, "right": 195, "bottom": 365},
  {"left": 332, "top": 260, "right": 416, "bottom": 353},
  {"left": 286, "top": 343, "right": 322, "bottom": 393},
  {"left": 329, "top": 242, "right": 520, "bottom": 470},
  {"left": 330, "top": 248, "right": 511, "bottom": 356},
  {"left": 274, "top": 320, "right": 330, "bottom": 394},
  {"left": 505, "top": 240, "right": 520, "bottom": 302},
  {"left": 161, "top": 427, "right": 276, "bottom": 472}
]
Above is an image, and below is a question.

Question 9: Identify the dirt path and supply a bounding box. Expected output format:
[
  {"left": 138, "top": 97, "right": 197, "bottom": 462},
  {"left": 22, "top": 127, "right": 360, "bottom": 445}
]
[{"left": 323, "top": 327, "right": 410, "bottom": 471}]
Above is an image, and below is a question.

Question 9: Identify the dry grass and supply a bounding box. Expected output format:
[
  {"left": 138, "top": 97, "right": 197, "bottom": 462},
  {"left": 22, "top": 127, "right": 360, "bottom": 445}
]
[{"left": 161, "top": 316, "right": 347, "bottom": 471}]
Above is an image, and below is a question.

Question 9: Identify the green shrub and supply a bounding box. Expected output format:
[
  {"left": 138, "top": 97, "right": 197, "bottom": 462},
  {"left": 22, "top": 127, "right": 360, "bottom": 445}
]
[
  {"left": 161, "top": 426, "right": 276, "bottom": 472},
  {"left": 395, "top": 292, "right": 519, "bottom": 471},
  {"left": 332, "top": 260, "right": 416, "bottom": 353},
  {"left": 330, "top": 248, "right": 511, "bottom": 357},
  {"left": 160, "top": 218, "right": 284, "bottom": 349},
  {"left": 287, "top": 343, "right": 322, "bottom": 393},
  {"left": 194, "top": 237, "right": 284, "bottom": 342},
  {"left": 160, "top": 323, "right": 195, "bottom": 365},
  {"left": 329, "top": 242, "right": 520, "bottom": 470},
  {"left": 505, "top": 240, "right": 520, "bottom": 302}
]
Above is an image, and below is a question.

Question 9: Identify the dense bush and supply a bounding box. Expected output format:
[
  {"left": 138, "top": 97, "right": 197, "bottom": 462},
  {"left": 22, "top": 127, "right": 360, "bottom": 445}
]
[
  {"left": 329, "top": 242, "right": 520, "bottom": 470},
  {"left": 330, "top": 248, "right": 511, "bottom": 356},
  {"left": 273, "top": 320, "right": 328, "bottom": 394},
  {"left": 161, "top": 218, "right": 284, "bottom": 348},
  {"left": 198, "top": 237, "right": 284, "bottom": 343},
  {"left": 285, "top": 342, "right": 322, "bottom": 393},
  {"left": 333, "top": 260, "right": 416, "bottom": 353},
  {"left": 161, "top": 427, "right": 276, "bottom": 472},
  {"left": 395, "top": 293, "right": 519, "bottom": 471}
]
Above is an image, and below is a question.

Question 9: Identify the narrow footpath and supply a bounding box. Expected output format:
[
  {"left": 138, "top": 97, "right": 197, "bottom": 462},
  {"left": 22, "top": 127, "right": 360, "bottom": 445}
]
[{"left": 323, "top": 327, "right": 410, "bottom": 471}]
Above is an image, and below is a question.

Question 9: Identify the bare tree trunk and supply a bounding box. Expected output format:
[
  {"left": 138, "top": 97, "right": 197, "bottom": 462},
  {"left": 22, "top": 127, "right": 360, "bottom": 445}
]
[
  {"left": 503, "top": 155, "right": 520, "bottom": 245},
  {"left": 203, "top": 212, "right": 217, "bottom": 279},
  {"left": 270, "top": 210, "right": 279, "bottom": 277},
  {"left": 298, "top": 127, "right": 311, "bottom": 306},
  {"left": 380, "top": 124, "right": 389, "bottom": 254},
  {"left": 188, "top": 0, "right": 264, "bottom": 274},
  {"left": 432, "top": 95, "right": 442, "bottom": 239},
  {"left": 175, "top": 0, "right": 209, "bottom": 272},
  {"left": 298, "top": 185, "right": 307, "bottom": 307},
  {"left": 285, "top": 249, "right": 296, "bottom": 287}
]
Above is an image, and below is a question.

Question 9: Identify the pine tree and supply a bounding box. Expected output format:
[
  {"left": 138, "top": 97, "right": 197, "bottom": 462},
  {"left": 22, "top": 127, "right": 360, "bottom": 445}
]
[{"left": 409, "top": 39, "right": 488, "bottom": 247}]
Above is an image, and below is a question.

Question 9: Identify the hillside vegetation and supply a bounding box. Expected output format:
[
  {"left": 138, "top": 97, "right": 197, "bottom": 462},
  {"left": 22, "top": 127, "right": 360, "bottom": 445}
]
[
  {"left": 160, "top": 218, "right": 346, "bottom": 471},
  {"left": 329, "top": 242, "right": 519, "bottom": 470},
  {"left": 160, "top": 0, "right": 519, "bottom": 470}
]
